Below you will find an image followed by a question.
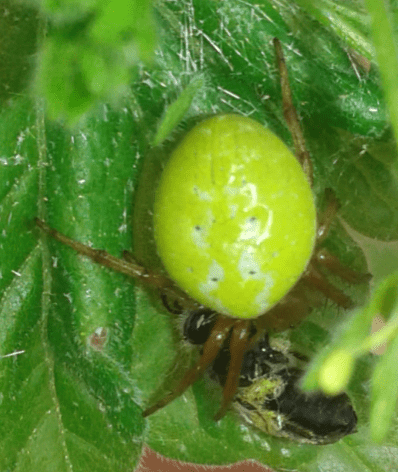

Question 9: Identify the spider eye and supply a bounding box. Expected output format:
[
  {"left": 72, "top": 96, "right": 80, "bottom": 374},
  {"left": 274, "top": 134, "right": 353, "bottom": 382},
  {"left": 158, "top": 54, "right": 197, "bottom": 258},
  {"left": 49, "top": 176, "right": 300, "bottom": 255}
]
[
  {"left": 183, "top": 308, "right": 217, "bottom": 344},
  {"left": 154, "top": 114, "right": 316, "bottom": 319}
]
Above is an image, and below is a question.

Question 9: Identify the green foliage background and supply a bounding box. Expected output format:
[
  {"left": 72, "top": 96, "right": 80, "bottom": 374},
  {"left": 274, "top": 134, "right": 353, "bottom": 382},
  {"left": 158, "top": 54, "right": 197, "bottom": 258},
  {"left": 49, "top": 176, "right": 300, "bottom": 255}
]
[{"left": 1, "top": 0, "right": 398, "bottom": 471}]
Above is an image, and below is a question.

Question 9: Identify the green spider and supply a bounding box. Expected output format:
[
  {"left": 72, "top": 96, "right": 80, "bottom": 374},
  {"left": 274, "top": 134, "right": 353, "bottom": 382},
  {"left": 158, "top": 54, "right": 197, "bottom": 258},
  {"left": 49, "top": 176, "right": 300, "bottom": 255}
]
[{"left": 36, "top": 38, "right": 369, "bottom": 426}]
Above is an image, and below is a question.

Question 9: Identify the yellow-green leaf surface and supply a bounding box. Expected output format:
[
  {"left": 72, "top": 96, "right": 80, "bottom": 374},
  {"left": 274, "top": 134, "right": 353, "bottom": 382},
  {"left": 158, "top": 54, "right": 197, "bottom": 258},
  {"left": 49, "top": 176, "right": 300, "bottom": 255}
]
[{"left": 1, "top": 1, "right": 398, "bottom": 471}]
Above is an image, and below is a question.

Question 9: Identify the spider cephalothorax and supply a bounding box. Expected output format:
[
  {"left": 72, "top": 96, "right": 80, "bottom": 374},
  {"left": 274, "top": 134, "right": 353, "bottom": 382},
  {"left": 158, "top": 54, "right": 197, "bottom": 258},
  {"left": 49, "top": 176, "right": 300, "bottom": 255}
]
[{"left": 35, "top": 38, "right": 369, "bottom": 428}]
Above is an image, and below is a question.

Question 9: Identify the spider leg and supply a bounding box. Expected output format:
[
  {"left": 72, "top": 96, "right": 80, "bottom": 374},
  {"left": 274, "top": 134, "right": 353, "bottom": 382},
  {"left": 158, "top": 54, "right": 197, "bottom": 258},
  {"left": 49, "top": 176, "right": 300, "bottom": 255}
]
[
  {"left": 316, "top": 189, "right": 340, "bottom": 244},
  {"left": 315, "top": 248, "right": 371, "bottom": 284},
  {"left": 142, "top": 315, "right": 235, "bottom": 418},
  {"left": 35, "top": 218, "right": 174, "bottom": 291},
  {"left": 214, "top": 319, "right": 251, "bottom": 421},
  {"left": 273, "top": 38, "right": 313, "bottom": 186},
  {"left": 255, "top": 282, "right": 311, "bottom": 332},
  {"left": 307, "top": 188, "right": 370, "bottom": 305},
  {"left": 302, "top": 264, "right": 354, "bottom": 309},
  {"left": 121, "top": 249, "right": 140, "bottom": 263},
  {"left": 160, "top": 292, "right": 185, "bottom": 314},
  {"left": 122, "top": 248, "right": 195, "bottom": 312}
]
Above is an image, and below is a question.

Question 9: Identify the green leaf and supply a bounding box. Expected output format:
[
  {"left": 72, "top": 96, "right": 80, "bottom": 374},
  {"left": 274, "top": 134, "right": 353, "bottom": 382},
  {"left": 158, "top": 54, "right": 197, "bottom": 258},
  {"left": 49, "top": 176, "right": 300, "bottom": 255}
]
[
  {"left": 2, "top": 0, "right": 398, "bottom": 471},
  {"left": 35, "top": 0, "right": 157, "bottom": 121},
  {"left": 0, "top": 1, "right": 40, "bottom": 105},
  {"left": 371, "top": 332, "right": 398, "bottom": 443},
  {"left": 303, "top": 273, "right": 398, "bottom": 444},
  {"left": 152, "top": 75, "right": 205, "bottom": 146},
  {"left": 0, "top": 97, "right": 145, "bottom": 471},
  {"left": 293, "top": 0, "right": 375, "bottom": 59}
]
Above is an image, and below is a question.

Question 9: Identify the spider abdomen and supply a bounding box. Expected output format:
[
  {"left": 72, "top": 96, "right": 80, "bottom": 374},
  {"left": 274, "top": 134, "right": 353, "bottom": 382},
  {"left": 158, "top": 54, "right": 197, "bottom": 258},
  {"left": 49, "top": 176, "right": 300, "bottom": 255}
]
[{"left": 154, "top": 114, "right": 317, "bottom": 319}]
